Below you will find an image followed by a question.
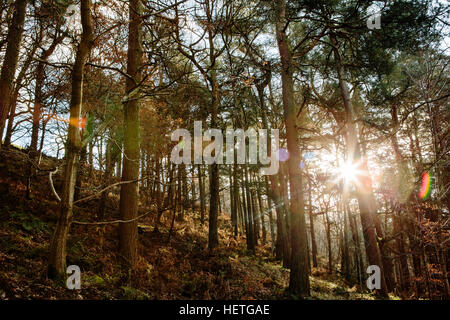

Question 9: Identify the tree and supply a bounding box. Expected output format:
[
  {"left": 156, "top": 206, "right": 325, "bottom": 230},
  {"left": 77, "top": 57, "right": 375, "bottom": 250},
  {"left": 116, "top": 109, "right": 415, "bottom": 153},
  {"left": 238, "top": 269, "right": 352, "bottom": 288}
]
[
  {"left": 274, "top": 0, "right": 310, "bottom": 297},
  {"left": 0, "top": 0, "right": 27, "bottom": 145},
  {"left": 48, "top": 0, "right": 94, "bottom": 277},
  {"left": 118, "top": 0, "right": 143, "bottom": 269}
]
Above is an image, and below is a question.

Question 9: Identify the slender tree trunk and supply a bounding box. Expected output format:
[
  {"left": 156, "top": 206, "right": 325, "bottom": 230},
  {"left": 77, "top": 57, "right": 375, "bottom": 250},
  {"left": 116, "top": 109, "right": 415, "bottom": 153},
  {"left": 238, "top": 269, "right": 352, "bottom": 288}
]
[
  {"left": 231, "top": 164, "right": 238, "bottom": 238},
  {"left": 324, "top": 210, "right": 332, "bottom": 273},
  {"left": 4, "top": 35, "right": 40, "bottom": 148},
  {"left": 267, "top": 199, "right": 275, "bottom": 252},
  {"left": 191, "top": 165, "right": 196, "bottom": 211},
  {"left": 256, "top": 178, "right": 267, "bottom": 244},
  {"left": 278, "top": 167, "right": 291, "bottom": 268},
  {"left": 99, "top": 139, "right": 113, "bottom": 220},
  {"left": 198, "top": 164, "right": 206, "bottom": 225},
  {"left": 0, "top": 0, "right": 27, "bottom": 143},
  {"left": 155, "top": 156, "right": 162, "bottom": 211},
  {"left": 331, "top": 33, "right": 388, "bottom": 297},
  {"left": 347, "top": 204, "right": 364, "bottom": 287},
  {"left": 3, "top": 91, "right": 18, "bottom": 147},
  {"left": 30, "top": 37, "right": 63, "bottom": 153},
  {"left": 119, "top": 0, "right": 142, "bottom": 269},
  {"left": 176, "top": 166, "right": 183, "bottom": 221},
  {"left": 47, "top": 0, "right": 93, "bottom": 277},
  {"left": 373, "top": 211, "right": 395, "bottom": 292},
  {"left": 341, "top": 198, "right": 351, "bottom": 282},
  {"left": 74, "top": 145, "right": 87, "bottom": 201},
  {"left": 250, "top": 174, "right": 259, "bottom": 246},
  {"left": 240, "top": 181, "right": 248, "bottom": 238},
  {"left": 308, "top": 181, "right": 318, "bottom": 268},
  {"left": 38, "top": 117, "right": 49, "bottom": 159},
  {"left": 236, "top": 182, "right": 243, "bottom": 237},
  {"left": 275, "top": 0, "right": 309, "bottom": 296},
  {"left": 206, "top": 0, "right": 220, "bottom": 252},
  {"left": 393, "top": 207, "right": 410, "bottom": 292},
  {"left": 390, "top": 106, "right": 412, "bottom": 293},
  {"left": 155, "top": 163, "right": 174, "bottom": 233},
  {"left": 244, "top": 165, "right": 255, "bottom": 252}
]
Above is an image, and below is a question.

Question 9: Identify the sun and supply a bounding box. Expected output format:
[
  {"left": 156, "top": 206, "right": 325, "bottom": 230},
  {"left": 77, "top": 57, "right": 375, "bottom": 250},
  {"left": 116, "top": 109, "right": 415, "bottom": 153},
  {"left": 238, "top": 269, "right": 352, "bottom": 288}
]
[{"left": 337, "top": 161, "right": 359, "bottom": 182}]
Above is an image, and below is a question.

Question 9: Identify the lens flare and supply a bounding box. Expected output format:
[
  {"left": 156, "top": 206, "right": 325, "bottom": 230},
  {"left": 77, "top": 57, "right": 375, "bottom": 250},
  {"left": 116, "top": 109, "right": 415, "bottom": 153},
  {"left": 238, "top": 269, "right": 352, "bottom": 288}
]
[
  {"left": 276, "top": 148, "right": 289, "bottom": 162},
  {"left": 338, "top": 161, "right": 358, "bottom": 182},
  {"left": 419, "top": 172, "right": 432, "bottom": 199},
  {"left": 299, "top": 161, "right": 305, "bottom": 169}
]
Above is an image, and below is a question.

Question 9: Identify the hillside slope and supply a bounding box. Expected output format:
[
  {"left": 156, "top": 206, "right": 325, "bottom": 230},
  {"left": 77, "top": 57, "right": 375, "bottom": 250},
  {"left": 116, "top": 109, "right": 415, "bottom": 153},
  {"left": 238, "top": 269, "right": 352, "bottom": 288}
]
[{"left": 0, "top": 147, "right": 379, "bottom": 300}]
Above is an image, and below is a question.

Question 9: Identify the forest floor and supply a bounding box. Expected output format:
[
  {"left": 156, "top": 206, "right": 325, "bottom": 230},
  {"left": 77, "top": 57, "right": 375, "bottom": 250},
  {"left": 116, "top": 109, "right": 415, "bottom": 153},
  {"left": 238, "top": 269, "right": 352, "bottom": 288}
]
[{"left": 0, "top": 147, "right": 382, "bottom": 300}]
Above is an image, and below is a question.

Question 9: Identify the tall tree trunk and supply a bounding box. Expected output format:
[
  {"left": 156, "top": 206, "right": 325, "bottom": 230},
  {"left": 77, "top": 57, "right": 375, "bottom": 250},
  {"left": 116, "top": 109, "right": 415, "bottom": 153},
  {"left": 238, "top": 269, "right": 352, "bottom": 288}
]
[
  {"left": 206, "top": 0, "right": 220, "bottom": 252},
  {"left": 244, "top": 164, "right": 255, "bottom": 252},
  {"left": 256, "top": 73, "right": 277, "bottom": 253},
  {"left": 267, "top": 197, "right": 276, "bottom": 252},
  {"left": 341, "top": 198, "right": 351, "bottom": 281},
  {"left": 342, "top": 199, "right": 352, "bottom": 281},
  {"left": 275, "top": 0, "right": 309, "bottom": 296},
  {"left": 207, "top": 128, "right": 219, "bottom": 251},
  {"left": 390, "top": 105, "right": 412, "bottom": 293},
  {"left": 256, "top": 179, "right": 266, "bottom": 244},
  {"left": 47, "top": 0, "right": 93, "bottom": 277},
  {"left": 231, "top": 164, "right": 238, "bottom": 238},
  {"left": 250, "top": 174, "right": 259, "bottom": 246},
  {"left": 241, "top": 179, "right": 248, "bottom": 240},
  {"left": 27, "top": 35, "right": 64, "bottom": 198},
  {"left": 191, "top": 165, "right": 196, "bottom": 211},
  {"left": 155, "top": 157, "right": 162, "bottom": 213},
  {"left": 176, "top": 167, "right": 183, "bottom": 221},
  {"left": 4, "top": 35, "right": 40, "bottom": 148},
  {"left": 236, "top": 181, "right": 243, "bottom": 237},
  {"left": 278, "top": 166, "right": 291, "bottom": 267},
  {"left": 74, "top": 144, "right": 87, "bottom": 201},
  {"left": 331, "top": 33, "right": 388, "bottom": 298},
  {"left": 30, "top": 36, "right": 63, "bottom": 153},
  {"left": 99, "top": 139, "right": 113, "bottom": 220},
  {"left": 0, "top": 0, "right": 27, "bottom": 143},
  {"left": 119, "top": 0, "right": 142, "bottom": 269}
]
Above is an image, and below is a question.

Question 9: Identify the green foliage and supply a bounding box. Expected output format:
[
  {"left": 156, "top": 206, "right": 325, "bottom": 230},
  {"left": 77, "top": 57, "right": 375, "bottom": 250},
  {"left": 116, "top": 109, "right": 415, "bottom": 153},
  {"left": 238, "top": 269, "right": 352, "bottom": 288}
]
[
  {"left": 10, "top": 211, "right": 48, "bottom": 233},
  {"left": 120, "top": 286, "right": 150, "bottom": 300},
  {"left": 89, "top": 275, "right": 106, "bottom": 286}
]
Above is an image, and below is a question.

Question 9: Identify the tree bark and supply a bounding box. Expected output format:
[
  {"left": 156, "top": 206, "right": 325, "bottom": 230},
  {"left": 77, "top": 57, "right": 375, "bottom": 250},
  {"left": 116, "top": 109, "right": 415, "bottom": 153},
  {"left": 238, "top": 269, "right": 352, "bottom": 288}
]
[
  {"left": 119, "top": 0, "right": 142, "bottom": 269},
  {"left": 308, "top": 181, "right": 318, "bottom": 268},
  {"left": 256, "top": 178, "right": 267, "bottom": 244},
  {"left": 3, "top": 35, "right": 40, "bottom": 147},
  {"left": 198, "top": 164, "right": 206, "bottom": 225},
  {"left": 244, "top": 164, "right": 255, "bottom": 252},
  {"left": 0, "top": 0, "right": 27, "bottom": 144},
  {"left": 231, "top": 164, "right": 238, "bottom": 237},
  {"left": 275, "top": 0, "right": 310, "bottom": 296},
  {"left": 47, "top": 0, "right": 93, "bottom": 277}
]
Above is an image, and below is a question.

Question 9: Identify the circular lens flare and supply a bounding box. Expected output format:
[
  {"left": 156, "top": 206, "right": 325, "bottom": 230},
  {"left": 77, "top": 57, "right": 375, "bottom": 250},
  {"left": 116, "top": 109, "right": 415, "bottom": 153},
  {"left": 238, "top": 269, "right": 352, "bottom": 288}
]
[{"left": 276, "top": 148, "right": 290, "bottom": 162}]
